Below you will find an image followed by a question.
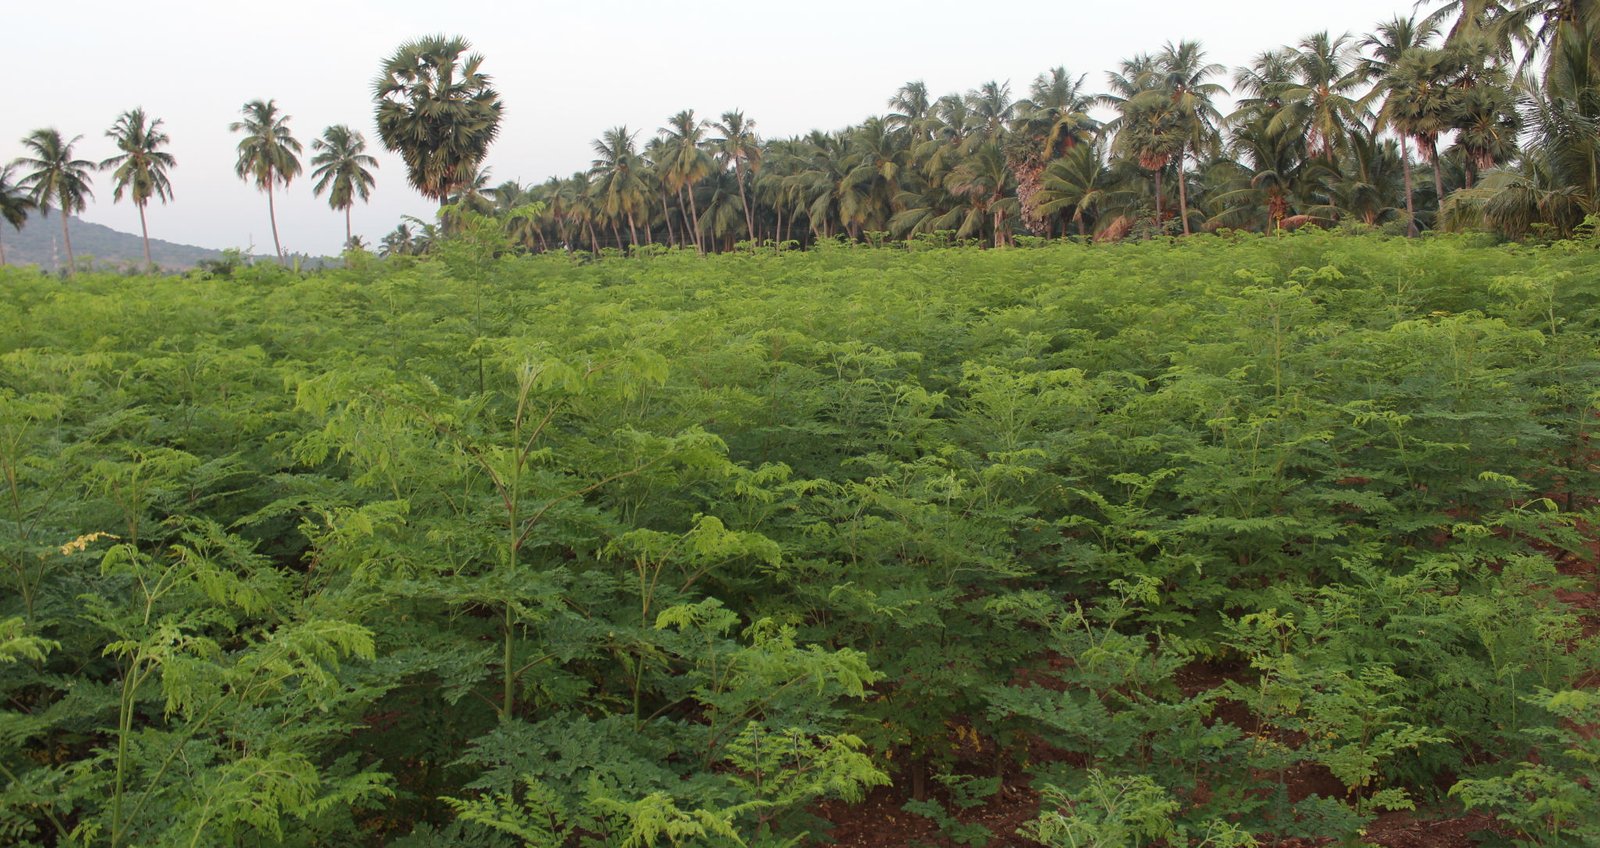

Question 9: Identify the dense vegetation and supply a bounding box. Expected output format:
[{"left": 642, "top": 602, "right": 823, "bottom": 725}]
[{"left": 2, "top": 230, "right": 1598, "bottom": 846}]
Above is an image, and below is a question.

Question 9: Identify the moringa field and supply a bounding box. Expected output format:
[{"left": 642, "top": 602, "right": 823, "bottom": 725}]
[{"left": 2, "top": 231, "right": 1599, "bottom": 847}]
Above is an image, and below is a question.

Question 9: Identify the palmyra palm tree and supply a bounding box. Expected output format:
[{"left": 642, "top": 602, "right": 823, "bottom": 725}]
[
  {"left": 101, "top": 108, "right": 176, "bottom": 269},
  {"left": 1361, "top": 15, "right": 1441, "bottom": 235},
  {"left": 16, "top": 129, "right": 96, "bottom": 275},
  {"left": 1374, "top": 48, "right": 1456, "bottom": 216},
  {"left": 230, "top": 99, "right": 302, "bottom": 263},
  {"left": 373, "top": 34, "right": 504, "bottom": 205},
  {"left": 310, "top": 125, "right": 379, "bottom": 249}
]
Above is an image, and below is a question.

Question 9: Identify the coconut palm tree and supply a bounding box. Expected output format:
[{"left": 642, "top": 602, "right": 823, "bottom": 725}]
[
  {"left": 1448, "top": 26, "right": 1600, "bottom": 237},
  {"left": 590, "top": 126, "right": 648, "bottom": 249},
  {"left": 1361, "top": 15, "right": 1442, "bottom": 235},
  {"left": 1271, "top": 32, "right": 1371, "bottom": 165},
  {"left": 373, "top": 34, "right": 504, "bottom": 205},
  {"left": 1435, "top": 0, "right": 1600, "bottom": 76},
  {"left": 380, "top": 222, "right": 415, "bottom": 257},
  {"left": 946, "top": 140, "right": 1018, "bottom": 247},
  {"left": 965, "top": 81, "right": 1016, "bottom": 140},
  {"left": 15, "top": 129, "right": 96, "bottom": 275},
  {"left": 310, "top": 125, "right": 379, "bottom": 249},
  {"left": 658, "top": 110, "right": 714, "bottom": 252},
  {"left": 100, "top": 109, "right": 176, "bottom": 269},
  {"left": 1156, "top": 40, "right": 1228, "bottom": 234},
  {"left": 1016, "top": 67, "right": 1099, "bottom": 158},
  {"left": 1035, "top": 141, "right": 1114, "bottom": 237},
  {"left": 1011, "top": 68, "right": 1099, "bottom": 233},
  {"left": 887, "top": 81, "right": 933, "bottom": 139},
  {"left": 844, "top": 117, "right": 907, "bottom": 236},
  {"left": 1332, "top": 127, "right": 1408, "bottom": 227},
  {"left": 711, "top": 111, "right": 762, "bottom": 242},
  {"left": 229, "top": 99, "right": 302, "bottom": 263},
  {"left": 0, "top": 163, "right": 35, "bottom": 266}
]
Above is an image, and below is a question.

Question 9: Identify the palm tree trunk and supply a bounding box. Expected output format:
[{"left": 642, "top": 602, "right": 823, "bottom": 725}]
[
  {"left": 1153, "top": 169, "right": 1164, "bottom": 228},
  {"left": 586, "top": 220, "right": 600, "bottom": 255},
  {"left": 1400, "top": 135, "right": 1418, "bottom": 238},
  {"left": 675, "top": 188, "right": 695, "bottom": 250},
  {"left": 1177, "top": 147, "right": 1192, "bottom": 236},
  {"left": 59, "top": 199, "right": 76, "bottom": 276},
  {"left": 610, "top": 219, "right": 622, "bottom": 251},
  {"left": 735, "top": 160, "right": 756, "bottom": 244},
  {"left": 0, "top": 230, "right": 7, "bottom": 266},
  {"left": 138, "top": 202, "right": 152, "bottom": 269},
  {"left": 687, "top": 185, "right": 705, "bottom": 254},
  {"left": 267, "top": 180, "right": 284, "bottom": 263},
  {"left": 345, "top": 205, "right": 353, "bottom": 248},
  {"left": 627, "top": 212, "right": 639, "bottom": 249},
  {"left": 1431, "top": 151, "right": 1445, "bottom": 219},
  {"left": 661, "top": 191, "right": 677, "bottom": 246}
]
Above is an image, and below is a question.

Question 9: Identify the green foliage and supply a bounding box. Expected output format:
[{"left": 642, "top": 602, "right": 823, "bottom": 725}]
[
  {"left": 0, "top": 232, "right": 1595, "bottom": 846},
  {"left": 1451, "top": 689, "right": 1600, "bottom": 847}
]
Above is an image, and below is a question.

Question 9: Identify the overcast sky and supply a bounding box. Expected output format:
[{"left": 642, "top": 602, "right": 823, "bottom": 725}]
[{"left": 5, "top": 0, "right": 1432, "bottom": 256}]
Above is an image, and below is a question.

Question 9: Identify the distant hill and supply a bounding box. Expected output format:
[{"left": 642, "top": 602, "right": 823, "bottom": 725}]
[{"left": 0, "top": 217, "right": 232, "bottom": 271}]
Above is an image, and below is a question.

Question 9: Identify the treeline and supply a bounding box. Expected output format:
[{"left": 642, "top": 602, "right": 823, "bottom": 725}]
[
  {"left": 4, "top": 3, "right": 1598, "bottom": 269},
  {"left": 394, "top": 3, "right": 1599, "bottom": 255}
]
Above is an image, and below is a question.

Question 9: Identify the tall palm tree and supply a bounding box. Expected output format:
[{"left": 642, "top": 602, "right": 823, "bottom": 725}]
[
  {"left": 711, "top": 110, "right": 762, "bottom": 242},
  {"left": 373, "top": 34, "right": 504, "bottom": 205},
  {"left": 0, "top": 163, "right": 35, "bottom": 266},
  {"left": 229, "top": 99, "right": 302, "bottom": 263},
  {"left": 1016, "top": 67, "right": 1098, "bottom": 158},
  {"left": 658, "top": 110, "right": 714, "bottom": 252},
  {"left": 1106, "top": 56, "right": 1184, "bottom": 228},
  {"left": 965, "top": 81, "right": 1016, "bottom": 140},
  {"left": 310, "top": 125, "right": 379, "bottom": 249},
  {"left": 1374, "top": 48, "right": 1457, "bottom": 220},
  {"left": 590, "top": 126, "right": 648, "bottom": 249},
  {"left": 1011, "top": 68, "right": 1099, "bottom": 233},
  {"left": 1156, "top": 40, "right": 1228, "bottom": 234},
  {"left": 100, "top": 108, "right": 176, "bottom": 269},
  {"left": 887, "top": 81, "right": 933, "bottom": 138},
  {"left": 1450, "top": 62, "right": 1522, "bottom": 188},
  {"left": 1361, "top": 16, "right": 1442, "bottom": 235},
  {"left": 1272, "top": 32, "right": 1371, "bottom": 164},
  {"left": 16, "top": 129, "right": 95, "bottom": 275}
]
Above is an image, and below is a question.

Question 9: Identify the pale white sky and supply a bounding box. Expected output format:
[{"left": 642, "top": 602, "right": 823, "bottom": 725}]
[{"left": 6, "top": 0, "right": 1432, "bottom": 256}]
